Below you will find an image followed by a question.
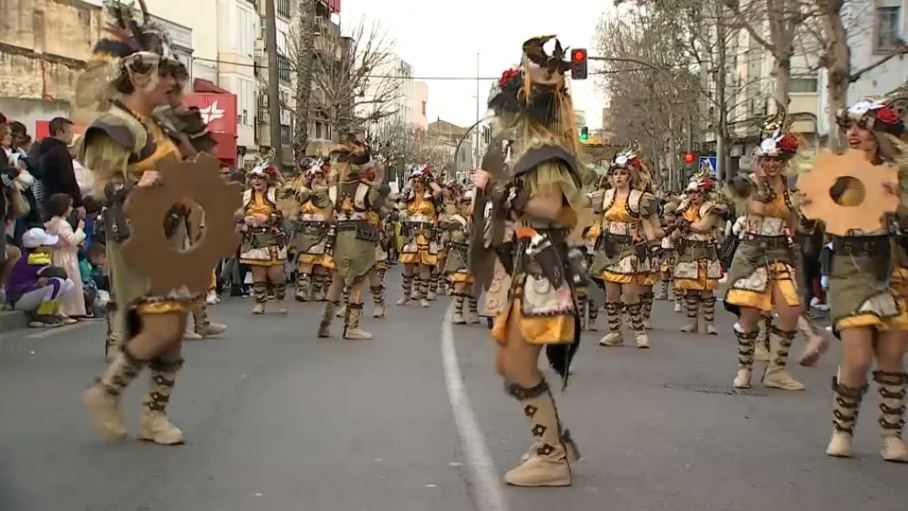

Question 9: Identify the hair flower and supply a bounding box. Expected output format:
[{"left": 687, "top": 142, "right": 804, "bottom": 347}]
[
  {"left": 877, "top": 107, "right": 901, "bottom": 125},
  {"left": 778, "top": 134, "right": 798, "bottom": 153},
  {"left": 498, "top": 68, "right": 520, "bottom": 89}
]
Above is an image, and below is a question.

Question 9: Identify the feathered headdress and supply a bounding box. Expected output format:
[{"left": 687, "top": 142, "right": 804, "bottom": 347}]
[
  {"left": 754, "top": 102, "right": 799, "bottom": 158},
  {"left": 249, "top": 149, "right": 280, "bottom": 183},
  {"left": 837, "top": 94, "right": 908, "bottom": 138}
]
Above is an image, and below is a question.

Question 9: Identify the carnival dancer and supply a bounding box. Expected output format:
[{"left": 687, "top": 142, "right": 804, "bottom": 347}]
[
  {"left": 672, "top": 174, "right": 725, "bottom": 335},
  {"left": 655, "top": 196, "right": 682, "bottom": 313},
  {"left": 317, "top": 132, "right": 389, "bottom": 340},
  {"left": 637, "top": 170, "right": 660, "bottom": 330},
  {"left": 804, "top": 96, "right": 908, "bottom": 461},
  {"left": 577, "top": 171, "right": 608, "bottom": 331},
  {"left": 589, "top": 151, "right": 663, "bottom": 348},
  {"left": 292, "top": 159, "right": 334, "bottom": 302},
  {"left": 78, "top": 1, "right": 237, "bottom": 445},
  {"left": 472, "top": 37, "right": 592, "bottom": 486},
  {"left": 397, "top": 167, "right": 443, "bottom": 307},
  {"left": 444, "top": 189, "right": 479, "bottom": 324},
  {"left": 237, "top": 155, "right": 288, "bottom": 314}
]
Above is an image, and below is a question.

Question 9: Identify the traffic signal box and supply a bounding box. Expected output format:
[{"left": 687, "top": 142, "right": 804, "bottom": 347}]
[
  {"left": 571, "top": 49, "right": 588, "bottom": 80},
  {"left": 580, "top": 127, "right": 589, "bottom": 141}
]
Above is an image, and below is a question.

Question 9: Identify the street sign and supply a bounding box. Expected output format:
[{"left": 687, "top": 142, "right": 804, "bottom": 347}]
[{"left": 698, "top": 156, "right": 717, "bottom": 176}]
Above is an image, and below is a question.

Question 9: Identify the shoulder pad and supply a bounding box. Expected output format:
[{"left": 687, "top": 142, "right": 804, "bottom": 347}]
[
  {"left": 512, "top": 145, "right": 579, "bottom": 182},
  {"left": 83, "top": 119, "right": 136, "bottom": 151}
]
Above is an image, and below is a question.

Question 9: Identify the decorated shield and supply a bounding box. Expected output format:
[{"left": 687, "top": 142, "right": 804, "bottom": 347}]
[
  {"left": 469, "top": 140, "right": 509, "bottom": 291},
  {"left": 122, "top": 153, "right": 243, "bottom": 295}
]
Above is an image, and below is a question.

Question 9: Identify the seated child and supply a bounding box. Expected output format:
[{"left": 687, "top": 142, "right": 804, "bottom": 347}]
[{"left": 4, "top": 227, "right": 75, "bottom": 327}]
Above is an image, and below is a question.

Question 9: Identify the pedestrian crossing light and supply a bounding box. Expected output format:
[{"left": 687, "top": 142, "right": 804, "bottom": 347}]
[
  {"left": 571, "top": 49, "right": 588, "bottom": 80},
  {"left": 580, "top": 127, "right": 589, "bottom": 141},
  {"left": 684, "top": 152, "right": 695, "bottom": 164}
]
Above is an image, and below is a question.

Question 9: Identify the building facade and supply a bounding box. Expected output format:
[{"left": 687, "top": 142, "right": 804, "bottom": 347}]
[
  {"left": 413, "top": 81, "right": 428, "bottom": 130},
  {"left": 377, "top": 53, "right": 414, "bottom": 126},
  {"left": 428, "top": 119, "right": 472, "bottom": 180}
]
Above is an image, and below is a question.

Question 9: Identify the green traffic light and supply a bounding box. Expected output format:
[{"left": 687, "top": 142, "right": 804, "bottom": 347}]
[{"left": 580, "top": 134, "right": 588, "bottom": 141}]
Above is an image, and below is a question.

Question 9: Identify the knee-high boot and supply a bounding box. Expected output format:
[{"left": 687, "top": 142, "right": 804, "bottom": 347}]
[
  {"left": 452, "top": 294, "right": 466, "bottom": 324},
  {"left": 295, "top": 272, "right": 312, "bottom": 302},
  {"left": 754, "top": 313, "right": 772, "bottom": 362},
  {"left": 577, "top": 292, "right": 589, "bottom": 331},
  {"left": 427, "top": 270, "right": 438, "bottom": 301},
  {"left": 318, "top": 300, "right": 339, "bottom": 338},
  {"left": 139, "top": 358, "right": 185, "bottom": 445},
  {"left": 272, "top": 278, "right": 287, "bottom": 314},
  {"left": 673, "top": 285, "right": 683, "bottom": 313},
  {"left": 732, "top": 326, "right": 759, "bottom": 389},
  {"left": 827, "top": 377, "right": 868, "bottom": 458},
  {"left": 761, "top": 327, "right": 804, "bottom": 390},
  {"left": 83, "top": 346, "right": 146, "bottom": 440},
  {"left": 189, "top": 304, "right": 227, "bottom": 338},
  {"left": 336, "top": 286, "right": 351, "bottom": 318},
  {"left": 105, "top": 300, "right": 121, "bottom": 362},
  {"left": 252, "top": 281, "right": 267, "bottom": 314},
  {"left": 654, "top": 279, "right": 668, "bottom": 300},
  {"left": 599, "top": 301, "right": 623, "bottom": 346},
  {"left": 343, "top": 303, "right": 373, "bottom": 340},
  {"left": 371, "top": 284, "right": 386, "bottom": 318},
  {"left": 641, "top": 291, "right": 654, "bottom": 330},
  {"left": 418, "top": 277, "right": 430, "bottom": 308},
  {"left": 397, "top": 274, "right": 414, "bottom": 305},
  {"left": 436, "top": 271, "right": 446, "bottom": 295},
  {"left": 681, "top": 293, "right": 700, "bottom": 333},
  {"left": 701, "top": 295, "right": 718, "bottom": 335},
  {"left": 504, "top": 379, "right": 577, "bottom": 487},
  {"left": 467, "top": 296, "right": 480, "bottom": 323},
  {"left": 312, "top": 273, "right": 327, "bottom": 302},
  {"left": 628, "top": 301, "right": 649, "bottom": 348},
  {"left": 588, "top": 300, "right": 599, "bottom": 331},
  {"left": 410, "top": 275, "right": 421, "bottom": 300},
  {"left": 874, "top": 370, "right": 908, "bottom": 462}
]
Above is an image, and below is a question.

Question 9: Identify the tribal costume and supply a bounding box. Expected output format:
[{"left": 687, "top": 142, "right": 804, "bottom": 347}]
[
  {"left": 588, "top": 150, "right": 662, "bottom": 348},
  {"left": 79, "top": 1, "right": 221, "bottom": 445},
  {"left": 292, "top": 160, "right": 334, "bottom": 302},
  {"left": 397, "top": 167, "right": 443, "bottom": 307},
  {"left": 444, "top": 190, "right": 479, "bottom": 324},
  {"left": 672, "top": 175, "right": 725, "bottom": 335},
  {"left": 724, "top": 109, "right": 806, "bottom": 391},
  {"left": 317, "top": 134, "right": 389, "bottom": 340},
  {"left": 655, "top": 196, "right": 682, "bottom": 313},
  {"left": 476, "top": 36, "right": 591, "bottom": 487},
  {"left": 576, "top": 171, "right": 608, "bottom": 331},
  {"left": 807, "top": 95, "right": 908, "bottom": 461},
  {"left": 237, "top": 156, "right": 288, "bottom": 314}
]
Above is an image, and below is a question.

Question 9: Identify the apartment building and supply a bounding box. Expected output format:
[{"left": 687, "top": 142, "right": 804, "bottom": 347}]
[{"left": 413, "top": 81, "right": 428, "bottom": 130}]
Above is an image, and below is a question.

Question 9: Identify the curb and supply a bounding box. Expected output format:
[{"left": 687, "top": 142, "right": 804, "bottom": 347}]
[{"left": 0, "top": 310, "right": 29, "bottom": 334}]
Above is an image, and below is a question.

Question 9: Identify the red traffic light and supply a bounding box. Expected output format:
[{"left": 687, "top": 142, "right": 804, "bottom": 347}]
[
  {"left": 684, "top": 153, "right": 695, "bottom": 164},
  {"left": 573, "top": 50, "right": 586, "bottom": 62}
]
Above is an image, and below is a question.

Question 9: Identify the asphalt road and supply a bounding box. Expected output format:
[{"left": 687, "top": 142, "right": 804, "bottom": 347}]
[{"left": 1, "top": 270, "right": 905, "bottom": 511}]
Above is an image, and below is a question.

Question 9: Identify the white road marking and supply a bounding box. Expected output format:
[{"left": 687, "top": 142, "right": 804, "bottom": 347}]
[
  {"left": 441, "top": 303, "right": 510, "bottom": 511},
  {"left": 24, "top": 321, "right": 93, "bottom": 339}
]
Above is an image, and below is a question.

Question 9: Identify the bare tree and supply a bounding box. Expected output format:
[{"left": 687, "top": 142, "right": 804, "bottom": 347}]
[
  {"left": 369, "top": 119, "right": 451, "bottom": 183},
  {"left": 286, "top": 0, "right": 319, "bottom": 160},
  {"left": 310, "top": 17, "right": 400, "bottom": 141}
]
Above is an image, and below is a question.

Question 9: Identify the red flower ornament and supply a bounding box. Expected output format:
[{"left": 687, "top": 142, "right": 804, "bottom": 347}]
[
  {"left": 778, "top": 134, "right": 799, "bottom": 153},
  {"left": 498, "top": 68, "right": 520, "bottom": 89},
  {"left": 877, "top": 107, "right": 901, "bottom": 125}
]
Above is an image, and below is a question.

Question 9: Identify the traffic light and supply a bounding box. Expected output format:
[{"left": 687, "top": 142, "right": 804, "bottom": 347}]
[
  {"left": 580, "top": 126, "right": 589, "bottom": 141},
  {"left": 684, "top": 152, "right": 695, "bottom": 164},
  {"left": 571, "top": 49, "right": 588, "bottom": 80}
]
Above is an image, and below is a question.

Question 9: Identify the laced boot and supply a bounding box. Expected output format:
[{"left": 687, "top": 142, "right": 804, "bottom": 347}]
[
  {"left": 654, "top": 280, "right": 668, "bottom": 300},
  {"left": 427, "top": 272, "right": 439, "bottom": 301},
  {"left": 467, "top": 297, "right": 481, "bottom": 324},
  {"left": 701, "top": 295, "right": 718, "bottom": 335},
  {"left": 410, "top": 276, "right": 421, "bottom": 300},
  {"left": 272, "top": 279, "right": 288, "bottom": 314},
  {"left": 761, "top": 327, "right": 804, "bottom": 390},
  {"left": 599, "top": 301, "right": 623, "bottom": 346},
  {"left": 504, "top": 379, "right": 576, "bottom": 487},
  {"left": 673, "top": 289, "right": 682, "bottom": 313},
  {"left": 251, "top": 281, "right": 267, "bottom": 314},
  {"left": 336, "top": 286, "right": 351, "bottom": 318},
  {"left": 371, "top": 284, "right": 386, "bottom": 318},
  {"left": 418, "top": 277, "right": 431, "bottom": 308},
  {"left": 680, "top": 293, "right": 700, "bottom": 333},
  {"left": 641, "top": 291, "right": 654, "bottom": 330},
  {"left": 138, "top": 358, "right": 185, "bottom": 445},
  {"left": 732, "top": 326, "right": 758, "bottom": 389},
  {"left": 827, "top": 377, "right": 868, "bottom": 458},
  {"left": 83, "top": 346, "right": 146, "bottom": 440},
  {"left": 452, "top": 294, "right": 466, "bottom": 324},
  {"left": 577, "top": 293, "right": 589, "bottom": 331},
  {"left": 104, "top": 302, "right": 121, "bottom": 363},
  {"left": 317, "top": 300, "right": 339, "bottom": 338},
  {"left": 397, "top": 275, "right": 414, "bottom": 305},
  {"left": 588, "top": 300, "right": 599, "bottom": 331},
  {"left": 343, "top": 303, "right": 373, "bottom": 340},
  {"left": 754, "top": 314, "right": 772, "bottom": 362},
  {"left": 628, "top": 302, "right": 649, "bottom": 349},
  {"left": 312, "top": 273, "right": 328, "bottom": 301},
  {"left": 194, "top": 304, "right": 227, "bottom": 338},
  {"left": 797, "top": 313, "right": 829, "bottom": 367},
  {"left": 874, "top": 370, "right": 908, "bottom": 462},
  {"left": 295, "top": 272, "right": 312, "bottom": 302},
  {"left": 436, "top": 274, "right": 446, "bottom": 296}
]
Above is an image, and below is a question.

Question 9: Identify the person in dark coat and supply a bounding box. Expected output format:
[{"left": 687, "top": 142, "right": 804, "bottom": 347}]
[{"left": 35, "top": 117, "right": 81, "bottom": 222}]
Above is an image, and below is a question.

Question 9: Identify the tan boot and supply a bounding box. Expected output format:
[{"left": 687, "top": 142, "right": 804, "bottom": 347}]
[
  {"left": 588, "top": 301, "right": 599, "bottom": 331},
  {"left": 673, "top": 293, "right": 682, "bottom": 313},
  {"left": 452, "top": 296, "right": 467, "bottom": 324},
  {"left": 337, "top": 286, "right": 351, "bottom": 317},
  {"left": 467, "top": 297, "right": 481, "bottom": 324},
  {"left": 138, "top": 358, "right": 185, "bottom": 445},
  {"left": 701, "top": 296, "right": 718, "bottom": 335},
  {"left": 504, "top": 379, "right": 575, "bottom": 487},
  {"left": 520, "top": 429, "right": 582, "bottom": 463},
  {"left": 370, "top": 284, "right": 386, "bottom": 318},
  {"left": 797, "top": 314, "right": 829, "bottom": 367},
  {"left": 83, "top": 347, "right": 145, "bottom": 441},
  {"left": 599, "top": 302, "right": 623, "bottom": 346},
  {"left": 311, "top": 273, "right": 327, "bottom": 302},
  {"left": 732, "top": 326, "right": 758, "bottom": 389},
  {"left": 680, "top": 294, "right": 699, "bottom": 333},
  {"left": 397, "top": 275, "right": 413, "bottom": 306},
  {"left": 641, "top": 292, "right": 654, "bottom": 330},
  {"left": 761, "top": 328, "right": 804, "bottom": 391},
  {"left": 343, "top": 303, "right": 373, "bottom": 340},
  {"left": 628, "top": 302, "right": 650, "bottom": 349},
  {"left": 827, "top": 377, "right": 867, "bottom": 458},
  {"left": 577, "top": 293, "right": 588, "bottom": 331},
  {"left": 251, "top": 281, "right": 267, "bottom": 314},
  {"left": 654, "top": 281, "right": 668, "bottom": 300},
  {"left": 754, "top": 314, "right": 772, "bottom": 362},
  {"left": 873, "top": 370, "right": 908, "bottom": 463},
  {"left": 272, "top": 279, "right": 288, "bottom": 314},
  {"left": 411, "top": 276, "right": 421, "bottom": 300},
  {"left": 193, "top": 305, "right": 226, "bottom": 338},
  {"left": 318, "top": 301, "right": 338, "bottom": 338},
  {"left": 104, "top": 303, "right": 122, "bottom": 363},
  {"left": 295, "top": 273, "right": 312, "bottom": 302}
]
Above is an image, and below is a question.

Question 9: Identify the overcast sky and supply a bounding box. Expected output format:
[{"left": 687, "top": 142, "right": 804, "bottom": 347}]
[{"left": 340, "top": 0, "right": 611, "bottom": 130}]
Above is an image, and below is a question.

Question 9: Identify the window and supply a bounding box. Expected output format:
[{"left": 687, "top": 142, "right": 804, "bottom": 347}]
[
  {"left": 790, "top": 77, "right": 819, "bottom": 93},
  {"left": 280, "top": 125, "right": 292, "bottom": 145},
  {"left": 876, "top": 6, "right": 901, "bottom": 52},
  {"left": 278, "top": 55, "right": 291, "bottom": 83},
  {"left": 315, "top": 122, "right": 323, "bottom": 139},
  {"left": 237, "top": 6, "right": 255, "bottom": 57},
  {"left": 277, "top": 0, "right": 291, "bottom": 18},
  {"left": 422, "top": 101, "right": 427, "bottom": 116}
]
